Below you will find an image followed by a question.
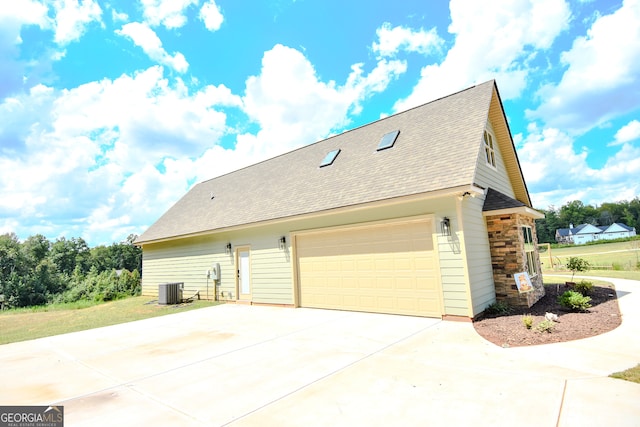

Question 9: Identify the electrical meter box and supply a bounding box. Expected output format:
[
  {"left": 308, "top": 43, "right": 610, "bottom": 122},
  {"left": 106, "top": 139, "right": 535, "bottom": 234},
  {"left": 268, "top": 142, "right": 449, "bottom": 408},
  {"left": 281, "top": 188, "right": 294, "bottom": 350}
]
[{"left": 211, "top": 263, "right": 220, "bottom": 281}]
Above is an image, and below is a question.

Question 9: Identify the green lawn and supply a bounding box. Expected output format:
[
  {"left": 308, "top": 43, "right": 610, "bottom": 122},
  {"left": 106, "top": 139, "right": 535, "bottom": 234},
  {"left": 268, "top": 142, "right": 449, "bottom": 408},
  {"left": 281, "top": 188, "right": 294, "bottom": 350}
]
[
  {"left": 544, "top": 271, "right": 640, "bottom": 281},
  {"left": 0, "top": 296, "right": 220, "bottom": 345},
  {"left": 540, "top": 240, "right": 640, "bottom": 280},
  {"left": 542, "top": 275, "right": 614, "bottom": 286},
  {"left": 611, "top": 364, "right": 640, "bottom": 384}
]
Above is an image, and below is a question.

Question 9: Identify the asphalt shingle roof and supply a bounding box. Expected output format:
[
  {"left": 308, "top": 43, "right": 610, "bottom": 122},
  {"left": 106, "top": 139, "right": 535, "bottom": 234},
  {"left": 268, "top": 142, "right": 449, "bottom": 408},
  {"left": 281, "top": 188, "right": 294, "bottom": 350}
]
[
  {"left": 557, "top": 222, "right": 635, "bottom": 237},
  {"left": 482, "top": 188, "right": 526, "bottom": 212},
  {"left": 137, "top": 80, "right": 497, "bottom": 244}
]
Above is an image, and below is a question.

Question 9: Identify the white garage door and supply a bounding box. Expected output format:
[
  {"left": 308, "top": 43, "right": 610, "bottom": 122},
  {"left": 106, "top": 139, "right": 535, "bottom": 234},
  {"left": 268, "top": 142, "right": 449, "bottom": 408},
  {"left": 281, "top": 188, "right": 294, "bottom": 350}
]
[{"left": 296, "top": 218, "right": 442, "bottom": 317}]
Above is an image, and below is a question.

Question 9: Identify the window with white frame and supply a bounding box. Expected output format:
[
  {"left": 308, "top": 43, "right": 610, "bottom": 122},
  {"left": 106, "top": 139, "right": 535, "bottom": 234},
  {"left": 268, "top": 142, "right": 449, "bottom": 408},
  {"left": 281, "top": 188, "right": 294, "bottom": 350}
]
[
  {"left": 522, "top": 226, "right": 537, "bottom": 277},
  {"left": 484, "top": 130, "right": 496, "bottom": 168}
]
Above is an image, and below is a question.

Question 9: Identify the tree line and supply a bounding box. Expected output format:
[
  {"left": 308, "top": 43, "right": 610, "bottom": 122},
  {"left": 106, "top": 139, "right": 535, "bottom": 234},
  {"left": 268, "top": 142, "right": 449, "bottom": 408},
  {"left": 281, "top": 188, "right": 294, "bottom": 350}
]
[
  {"left": 535, "top": 198, "right": 640, "bottom": 244},
  {"left": 0, "top": 233, "right": 142, "bottom": 309}
]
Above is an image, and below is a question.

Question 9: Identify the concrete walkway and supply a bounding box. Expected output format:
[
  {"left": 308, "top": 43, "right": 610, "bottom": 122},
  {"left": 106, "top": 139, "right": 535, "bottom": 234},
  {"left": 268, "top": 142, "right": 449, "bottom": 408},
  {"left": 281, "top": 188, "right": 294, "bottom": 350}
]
[{"left": 0, "top": 277, "right": 638, "bottom": 426}]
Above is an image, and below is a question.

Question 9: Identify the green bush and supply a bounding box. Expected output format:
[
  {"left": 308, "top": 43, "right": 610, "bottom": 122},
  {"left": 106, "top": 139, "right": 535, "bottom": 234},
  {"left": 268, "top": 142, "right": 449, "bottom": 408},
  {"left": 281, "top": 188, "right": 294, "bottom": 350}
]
[
  {"left": 558, "top": 290, "right": 592, "bottom": 311},
  {"left": 566, "top": 257, "right": 591, "bottom": 281},
  {"left": 574, "top": 280, "right": 593, "bottom": 296},
  {"left": 536, "top": 319, "right": 555, "bottom": 333},
  {"left": 484, "top": 301, "right": 511, "bottom": 316},
  {"left": 522, "top": 314, "right": 533, "bottom": 329},
  {"left": 53, "top": 268, "right": 141, "bottom": 304}
]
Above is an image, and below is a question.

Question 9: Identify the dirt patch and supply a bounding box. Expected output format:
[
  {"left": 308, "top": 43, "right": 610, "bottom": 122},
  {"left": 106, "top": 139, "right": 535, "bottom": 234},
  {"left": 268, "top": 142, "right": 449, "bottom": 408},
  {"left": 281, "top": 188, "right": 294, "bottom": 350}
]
[{"left": 473, "top": 282, "right": 621, "bottom": 347}]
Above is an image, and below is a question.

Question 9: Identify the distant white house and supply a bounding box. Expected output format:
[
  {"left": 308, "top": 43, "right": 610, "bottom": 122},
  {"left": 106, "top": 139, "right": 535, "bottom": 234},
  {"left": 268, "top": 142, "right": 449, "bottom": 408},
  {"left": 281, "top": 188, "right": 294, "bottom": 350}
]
[{"left": 555, "top": 222, "right": 637, "bottom": 245}]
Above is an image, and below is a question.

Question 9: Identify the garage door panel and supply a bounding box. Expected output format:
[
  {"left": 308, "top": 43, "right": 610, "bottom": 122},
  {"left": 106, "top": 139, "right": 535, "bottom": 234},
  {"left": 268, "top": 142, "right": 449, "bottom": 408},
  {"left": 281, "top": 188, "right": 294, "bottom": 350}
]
[
  {"left": 341, "top": 259, "right": 355, "bottom": 270},
  {"left": 297, "top": 219, "right": 441, "bottom": 317},
  {"left": 356, "top": 259, "right": 374, "bottom": 271},
  {"left": 397, "top": 298, "right": 419, "bottom": 311},
  {"left": 374, "top": 258, "right": 393, "bottom": 271},
  {"left": 395, "top": 278, "right": 414, "bottom": 290}
]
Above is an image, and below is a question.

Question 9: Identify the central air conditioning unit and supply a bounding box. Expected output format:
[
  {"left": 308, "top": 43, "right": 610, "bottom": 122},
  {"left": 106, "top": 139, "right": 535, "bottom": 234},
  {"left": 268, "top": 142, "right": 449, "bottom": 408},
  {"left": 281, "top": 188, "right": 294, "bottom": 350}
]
[{"left": 158, "top": 282, "right": 183, "bottom": 305}]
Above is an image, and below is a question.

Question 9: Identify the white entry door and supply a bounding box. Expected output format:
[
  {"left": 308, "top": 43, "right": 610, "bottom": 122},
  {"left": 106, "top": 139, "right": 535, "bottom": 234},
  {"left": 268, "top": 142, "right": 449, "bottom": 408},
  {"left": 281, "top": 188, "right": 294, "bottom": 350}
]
[{"left": 237, "top": 248, "right": 251, "bottom": 301}]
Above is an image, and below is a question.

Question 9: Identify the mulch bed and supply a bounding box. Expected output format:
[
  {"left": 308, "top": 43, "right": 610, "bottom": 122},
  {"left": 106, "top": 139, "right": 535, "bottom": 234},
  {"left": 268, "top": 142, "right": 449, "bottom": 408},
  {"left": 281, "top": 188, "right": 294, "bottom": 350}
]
[{"left": 473, "top": 282, "right": 622, "bottom": 347}]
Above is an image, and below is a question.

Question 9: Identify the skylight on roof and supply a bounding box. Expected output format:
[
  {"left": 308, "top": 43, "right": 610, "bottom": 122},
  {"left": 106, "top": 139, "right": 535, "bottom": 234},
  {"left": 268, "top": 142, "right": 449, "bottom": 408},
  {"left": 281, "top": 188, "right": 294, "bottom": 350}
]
[
  {"left": 377, "top": 130, "right": 400, "bottom": 151},
  {"left": 320, "top": 149, "right": 340, "bottom": 167}
]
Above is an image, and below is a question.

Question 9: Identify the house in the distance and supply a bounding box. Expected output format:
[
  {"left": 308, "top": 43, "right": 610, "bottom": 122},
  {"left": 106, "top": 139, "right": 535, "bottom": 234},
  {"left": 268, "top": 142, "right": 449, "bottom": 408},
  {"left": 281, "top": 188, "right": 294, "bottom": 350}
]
[
  {"left": 555, "top": 222, "right": 637, "bottom": 245},
  {"left": 135, "top": 80, "right": 545, "bottom": 319}
]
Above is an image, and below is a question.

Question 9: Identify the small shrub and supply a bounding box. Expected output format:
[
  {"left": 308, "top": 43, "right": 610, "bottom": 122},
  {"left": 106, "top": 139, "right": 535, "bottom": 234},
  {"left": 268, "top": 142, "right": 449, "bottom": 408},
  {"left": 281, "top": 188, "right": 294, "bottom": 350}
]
[
  {"left": 536, "top": 319, "right": 555, "bottom": 333},
  {"left": 612, "top": 262, "right": 623, "bottom": 271},
  {"left": 574, "top": 280, "right": 593, "bottom": 296},
  {"left": 566, "top": 257, "right": 591, "bottom": 281},
  {"left": 558, "top": 290, "right": 592, "bottom": 311},
  {"left": 522, "top": 315, "right": 533, "bottom": 329},
  {"left": 485, "top": 301, "right": 511, "bottom": 316}
]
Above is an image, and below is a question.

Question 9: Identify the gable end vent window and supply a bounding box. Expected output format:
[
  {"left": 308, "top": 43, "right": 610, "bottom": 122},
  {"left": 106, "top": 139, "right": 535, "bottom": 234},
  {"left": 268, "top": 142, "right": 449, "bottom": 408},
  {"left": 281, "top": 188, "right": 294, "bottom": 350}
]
[
  {"left": 377, "top": 130, "right": 400, "bottom": 151},
  {"left": 320, "top": 149, "right": 340, "bottom": 167},
  {"left": 484, "top": 130, "right": 496, "bottom": 168}
]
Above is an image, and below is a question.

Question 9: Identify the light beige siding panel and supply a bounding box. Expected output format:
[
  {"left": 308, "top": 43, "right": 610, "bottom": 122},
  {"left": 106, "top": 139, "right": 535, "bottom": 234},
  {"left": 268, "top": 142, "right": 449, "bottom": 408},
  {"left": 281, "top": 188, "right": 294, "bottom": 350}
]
[
  {"left": 249, "top": 244, "right": 293, "bottom": 304},
  {"left": 461, "top": 196, "right": 497, "bottom": 315},
  {"left": 443, "top": 307, "right": 469, "bottom": 316},
  {"left": 141, "top": 228, "right": 293, "bottom": 304},
  {"left": 141, "top": 235, "right": 226, "bottom": 300},
  {"left": 473, "top": 120, "right": 515, "bottom": 198},
  {"left": 435, "top": 213, "right": 470, "bottom": 315}
]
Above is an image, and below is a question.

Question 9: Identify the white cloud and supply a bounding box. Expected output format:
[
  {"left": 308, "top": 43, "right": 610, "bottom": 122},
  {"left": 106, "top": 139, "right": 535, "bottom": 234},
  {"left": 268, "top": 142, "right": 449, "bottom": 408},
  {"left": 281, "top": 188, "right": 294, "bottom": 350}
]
[
  {"left": 528, "top": 0, "right": 640, "bottom": 133},
  {"left": 116, "top": 22, "right": 189, "bottom": 73},
  {"left": 612, "top": 120, "right": 640, "bottom": 145},
  {"left": 111, "top": 8, "right": 129, "bottom": 23},
  {"left": 200, "top": 0, "right": 223, "bottom": 31},
  {"left": 140, "top": 0, "right": 198, "bottom": 29},
  {"left": 51, "top": 0, "right": 103, "bottom": 45},
  {"left": 0, "top": 66, "right": 243, "bottom": 244},
  {"left": 3, "top": 47, "right": 347, "bottom": 244},
  {"left": 0, "top": 1, "right": 52, "bottom": 97},
  {"left": 516, "top": 124, "right": 640, "bottom": 209},
  {"left": 372, "top": 22, "right": 443, "bottom": 57},
  {"left": 0, "top": 1, "right": 50, "bottom": 37},
  {"left": 516, "top": 124, "right": 594, "bottom": 191},
  {"left": 0, "top": 218, "right": 20, "bottom": 236},
  {"left": 0, "top": 0, "right": 102, "bottom": 97},
  {"left": 394, "top": 0, "right": 571, "bottom": 112},
  {"left": 600, "top": 143, "right": 640, "bottom": 182},
  {"left": 242, "top": 44, "right": 406, "bottom": 157}
]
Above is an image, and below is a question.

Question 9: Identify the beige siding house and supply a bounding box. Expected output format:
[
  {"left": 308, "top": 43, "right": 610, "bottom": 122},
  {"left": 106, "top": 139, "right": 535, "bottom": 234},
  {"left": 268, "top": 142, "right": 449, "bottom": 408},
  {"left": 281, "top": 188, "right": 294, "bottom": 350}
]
[{"left": 136, "top": 80, "right": 544, "bottom": 319}]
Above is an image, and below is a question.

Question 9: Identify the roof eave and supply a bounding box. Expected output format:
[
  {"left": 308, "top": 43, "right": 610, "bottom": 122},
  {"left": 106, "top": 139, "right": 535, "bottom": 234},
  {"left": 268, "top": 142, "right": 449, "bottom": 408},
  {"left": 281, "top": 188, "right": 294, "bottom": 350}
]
[
  {"left": 136, "top": 184, "right": 480, "bottom": 246},
  {"left": 483, "top": 206, "right": 545, "bottom": 219},
  {"left": 489, "top": 82, "right": 533, "bottom": 208}
]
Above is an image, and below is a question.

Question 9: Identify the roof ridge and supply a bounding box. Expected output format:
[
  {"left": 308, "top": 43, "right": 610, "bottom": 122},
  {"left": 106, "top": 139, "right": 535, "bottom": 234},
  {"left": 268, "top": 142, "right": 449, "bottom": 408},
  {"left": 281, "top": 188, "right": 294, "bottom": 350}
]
[
  {"left": 198, "top": 80, "right": 496, "bottom": 185},
  {"left": 137, "top": 80, "right": 500, "bottom": 244}
]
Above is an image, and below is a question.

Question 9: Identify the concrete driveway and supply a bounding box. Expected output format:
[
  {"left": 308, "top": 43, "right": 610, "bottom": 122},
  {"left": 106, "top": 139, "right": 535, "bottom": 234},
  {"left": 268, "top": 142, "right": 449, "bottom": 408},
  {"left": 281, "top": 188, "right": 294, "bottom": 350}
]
[{"left": 1, "top": 277, "right": 639, "bottom": 426}]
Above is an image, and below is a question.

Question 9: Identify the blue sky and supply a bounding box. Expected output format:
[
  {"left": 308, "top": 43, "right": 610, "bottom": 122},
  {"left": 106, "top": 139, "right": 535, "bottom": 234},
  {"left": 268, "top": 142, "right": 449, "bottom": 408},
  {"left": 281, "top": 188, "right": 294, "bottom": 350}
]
[{"left": 1, "top": 0, "right": 639, "bottom": 246}]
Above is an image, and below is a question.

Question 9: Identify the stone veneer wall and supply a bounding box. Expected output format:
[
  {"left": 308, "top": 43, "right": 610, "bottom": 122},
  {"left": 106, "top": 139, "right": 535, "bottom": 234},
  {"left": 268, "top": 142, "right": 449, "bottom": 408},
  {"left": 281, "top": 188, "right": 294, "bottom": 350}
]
[{"left": 486, "top": 213, "right": 544, "bottom": 308}]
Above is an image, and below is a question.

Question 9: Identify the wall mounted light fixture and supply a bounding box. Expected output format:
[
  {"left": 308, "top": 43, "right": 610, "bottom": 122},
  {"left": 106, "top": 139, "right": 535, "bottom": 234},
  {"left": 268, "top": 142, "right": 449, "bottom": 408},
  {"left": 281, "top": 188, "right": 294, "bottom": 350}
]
[
  {"left": 279, "top": 236, "right": 286, "bottom": 250},
  {"left": 225, "top": 242, "right": 232, "bottom": 255},
  {"left": 440, "top": 217, "right": 451, "bottom": 236}
]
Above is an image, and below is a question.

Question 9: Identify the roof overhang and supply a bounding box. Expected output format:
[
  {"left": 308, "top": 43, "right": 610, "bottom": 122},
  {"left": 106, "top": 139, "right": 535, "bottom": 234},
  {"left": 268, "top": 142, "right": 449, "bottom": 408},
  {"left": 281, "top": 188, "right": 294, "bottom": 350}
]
[
  {"left": 488, "top": 83, "right": 533, "bottom": 208},
  {"left": 483, "top": 206, "right": 545, "bottom": 219},
  {"left": 136, "top": 184, "right": 480, "bottom": 246}
]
